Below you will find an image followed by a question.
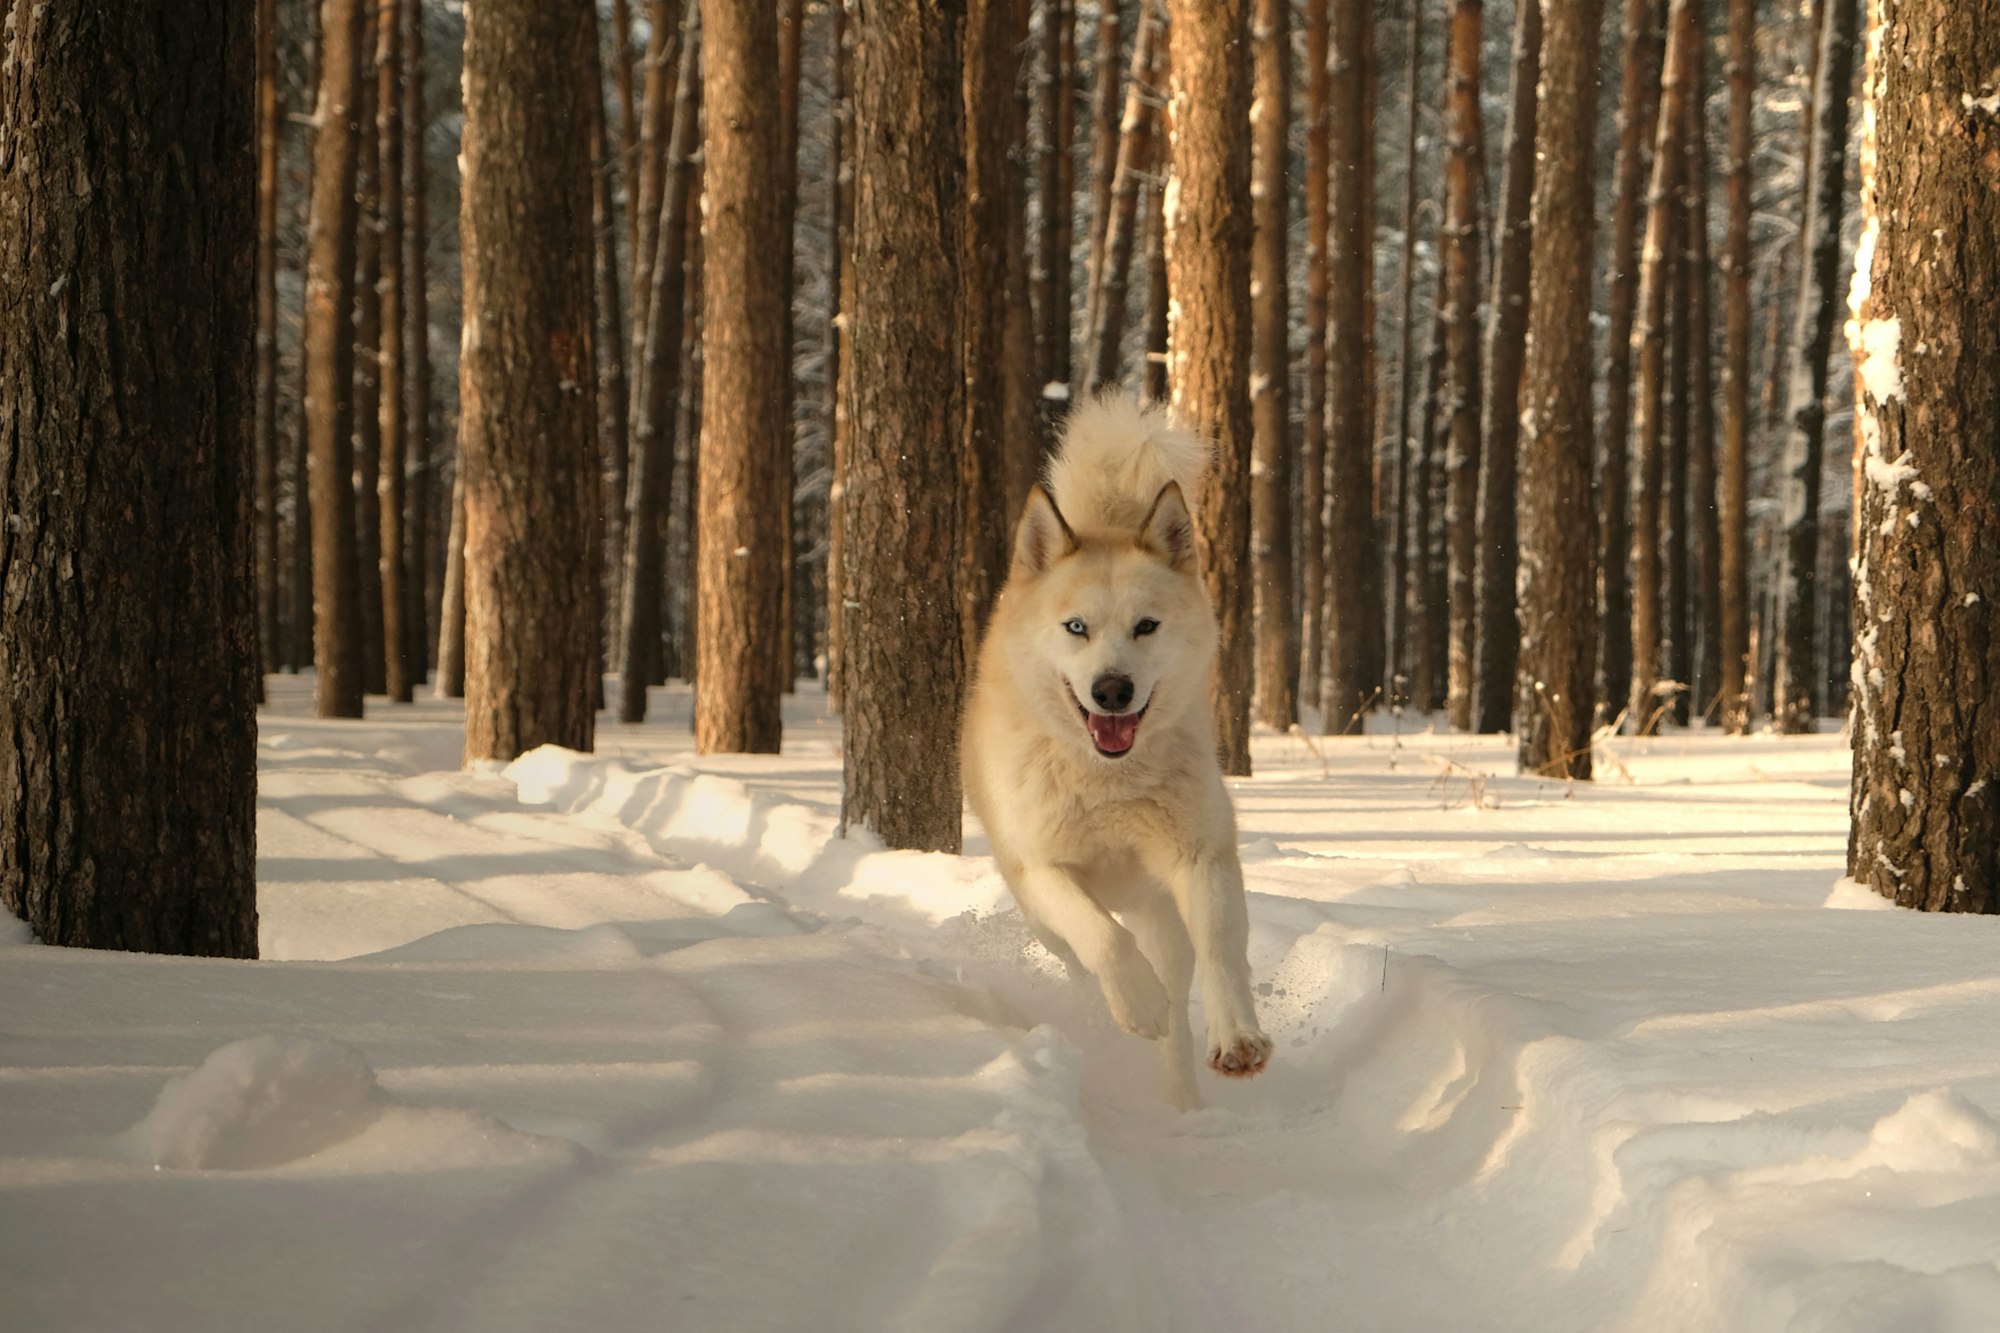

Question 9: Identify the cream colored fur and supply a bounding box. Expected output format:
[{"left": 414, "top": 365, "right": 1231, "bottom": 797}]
[{"left": 962, "top": 394, "right": 1271, "bottom": 1110}]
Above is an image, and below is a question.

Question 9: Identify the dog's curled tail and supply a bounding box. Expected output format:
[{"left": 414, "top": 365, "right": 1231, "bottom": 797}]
[{"left": 1044, "top": 392, "right": 1210, "bottom": 534}]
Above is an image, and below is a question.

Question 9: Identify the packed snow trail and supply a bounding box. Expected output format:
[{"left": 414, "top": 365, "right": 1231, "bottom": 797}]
[{"left": 6, "top": 677, "right": 2000, "bottom": 1331}]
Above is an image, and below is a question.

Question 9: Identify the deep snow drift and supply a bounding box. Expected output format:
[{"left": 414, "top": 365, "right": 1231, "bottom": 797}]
[{"left": 5, "top": 676, "right": 2000, "bottom": 1332}]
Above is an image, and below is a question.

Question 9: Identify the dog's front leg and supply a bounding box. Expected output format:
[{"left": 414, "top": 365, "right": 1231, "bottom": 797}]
[
  {"left": 1010, "top": 863, "right": 1170, "bottom": 1040},
  {"left": 1148, "top": 847, "right": 1271, "bottom": 1078}
]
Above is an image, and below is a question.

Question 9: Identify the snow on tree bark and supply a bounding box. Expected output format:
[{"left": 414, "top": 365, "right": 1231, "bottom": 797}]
[
  {"left": 0, "top": 0, "right": 260, "bottom": 954},
  {"left": 458, "top": 0, "right": 601, "bottom": 762},
  {"left": 1847, "top": 0, "right": 1999, "bottom": 911}
]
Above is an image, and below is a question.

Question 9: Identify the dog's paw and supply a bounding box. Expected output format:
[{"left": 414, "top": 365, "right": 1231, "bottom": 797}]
[
  {"left": 1099, "top": 951, "right": 1171, "bottom": 1040},
  {"left": 1207, "top": 1027, "right": 1272, "bottom": 1078}
]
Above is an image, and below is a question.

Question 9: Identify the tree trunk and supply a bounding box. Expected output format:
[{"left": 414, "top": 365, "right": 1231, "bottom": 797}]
[
  {"left": 402, "top": 0, "right": 433, "bottom": 679},
  {"left": 1080, "top": 0, "right": 1123, "bottom": 403},
  {"left": 376, "top": 0, "right": 412, "bottom": 703},
  {"left": 1299, "top": 0, "right": 1329, "bottom": 704},
  {"left": 256, "top": 0, "right": 282, "bottom": 679},
  {"left": 1165, "top": 0, "right": 1254, "bottom": 771},
  {"left": 1085, "top": 4, "right": 1161, "bottom": 394},
  {"left": 304, "top": 0, "right": 367, "bottom": 718},
  {"left": 1441, "top": 0, "right": 1485, "bottom": 732},
  {"left": 1628, "top": 0, "right": 1694, "bottom": 733},
  {"left": 1472, "top": 0, "right": 1540, "bottom": 734},
  {"left": 1036, "top": 0, "right": 1074, "bottom": 421},
  {"left": 964, "top": 0, "right": 1025, "bottom": 670},
  {"left": 629, "top": 0, "right": 683, "bottom": 424},
  {"left": 1772, "top": 0, "right": 1858, "bottom": 733},
  {"left": 1319, "top": 0, "right": 1382, "bottom": 733},
  {"left": 1717, "top": 0, "right": 1754, "bottom": 732},
  {"left": 1387, "top": 0, "right": 1424, "bottom": 711},
  {"left": 670, "top": 153, "right": 706, "bottom": 685},
  {"left": 619, "top": 6, "right": 700, "bottom": 724},
  {"left": 613, "top": 0, "right": 641, "bottom": 258},
  {"left": 1599, "top": 0, "right": 1665, "bottom": 723},
  {"left": 694, "top": 0, "right": 787, "bottom": 753},
  {"left": 435, "top": 462, "right": 466, "bottom": 698},
  {"left": 1251, "top": 0, "right": 1296, "bottom": 730},
  {"left": 1515, "top": 0, "right": 1604, "bottom": 778},
  {"left": 0, "top": 0, "right": 260, "bottom": 954},
  {"left": 591, "top": 6, "right": 634, "bottom": 681},
  {"left": 778, "top": 0, "right": 804, "bottom": 696},
  {"left": 1683, "top": 41, "right": 1721, "bottom": 724},
  {"left": 826, "top": 0, "right": 852, "bottom": 710},
  {"left": 844, "top": 0, "right": 965, "bottom": 850},
  {"left": 1848, "top": 0, "right": 2000, "bottom": 909},
  {"left": 353, "top": 24, "right": 386, "bottom": 699},
  {"left": 290, "top": 1, "right": 323, "bottom": 676},
  {"left": 458, "top": 0, "right": 600, "bottom": 762},
  {"left": 1663, "top": 158, "right": 1691, "bottom": 727},
  {"left": 1142, "top": 141, "right": 1170, "bottom": 403},
  {"left": 1410, "top": 290, "right": 1449, "bottom": 713}
]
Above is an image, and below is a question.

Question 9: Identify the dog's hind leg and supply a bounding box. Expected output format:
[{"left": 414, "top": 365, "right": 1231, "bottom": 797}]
[
  {"left": 1009, "top": 863, "right": 1170, "bottom": 1040},
  {"left": 1125, "top": 894, "right": 1200, "bottom": 1110}
]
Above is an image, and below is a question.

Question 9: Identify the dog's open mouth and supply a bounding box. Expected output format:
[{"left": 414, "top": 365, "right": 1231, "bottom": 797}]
[{"left": 1076, "top": 700, "right": 1147, "bottom": 757}]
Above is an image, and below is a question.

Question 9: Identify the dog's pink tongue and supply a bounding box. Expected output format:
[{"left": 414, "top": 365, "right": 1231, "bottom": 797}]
[{"left": 1088, "top": 712, "right": 1139, "bottom": 753}]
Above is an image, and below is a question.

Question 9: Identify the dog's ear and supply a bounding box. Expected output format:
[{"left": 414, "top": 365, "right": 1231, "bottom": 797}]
[
  {"left": 1137, "top": 482, "right": 1196, "bottom": 572},
  {"left": 1011, "top": 485, "right": 1079, "bottom": 577}
]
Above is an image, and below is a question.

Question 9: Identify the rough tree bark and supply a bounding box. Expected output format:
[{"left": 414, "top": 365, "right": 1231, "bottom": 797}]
[
  {"left": 844, "top": 0, "right": 965, "bottom": 850},
  {"left": 1166, "top": 0, "right": 1255, "bottom": 771},
  {"left": 1599, "top": 0, "right": 1665, "bottom": 722},
  {"left": 618, "top": 5, "right": 699, "bottom": 726},
  {"left": 0, "top": 0, "right": 260, "bottom": 954},
  {"left": 1472, "top": 0, "right": 1540, "bottom": 734},
  {"left": 1628, "top": 0, "right": 1694, "bottom": 733},
  {"left": 1718, "top": 0, "right": 1754, "bottom": 732},
  {"left": 1251, "top": 0, "right": 1296, "bottom": 730},
  {"left": 1515, "top": 0, "right": 1605, "bottom": 778},
  {"left": 1772, "top": 0, "right": 1859, "bottom": 733},
  {"left": 1847, "top": 0, "right": 2000, "bottom": 910},
  {"left": 1319, "top": 0, "right": 1383, "bottom": 732},
  {"left": 304, "top": 0, "right": 366, "bottom": 718},
  {"left": 458, "top": 0, "right": 600, "bottom": 762},
  {"left": 697, "top": 0, "right": 787, "bottom": 754},
  {"left": 1441, "top": 0, "right": 1486, "bottom": 732}
]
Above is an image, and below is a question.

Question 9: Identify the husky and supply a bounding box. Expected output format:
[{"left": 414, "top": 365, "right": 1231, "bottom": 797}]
[{"left": 962, "top": 393, "right": 1271, "bottom": 1110}]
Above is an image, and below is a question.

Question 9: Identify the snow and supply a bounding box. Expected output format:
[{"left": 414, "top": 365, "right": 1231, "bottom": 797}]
[
  {"left": 1855, "top": 317, "right": 1904, "bottom": 404},
  {"left": 8, "top": 677, "right": 2000, "bottom": 1331}
]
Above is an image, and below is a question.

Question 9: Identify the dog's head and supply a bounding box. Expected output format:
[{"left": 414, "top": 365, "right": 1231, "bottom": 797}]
[{"left": 1002, "top": 481, "right": 1218, "bottom": 762}]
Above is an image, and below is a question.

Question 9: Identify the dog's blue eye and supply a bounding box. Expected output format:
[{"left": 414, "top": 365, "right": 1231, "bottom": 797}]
[
  {"left": 1062, "top": 617, "right": 1088, "bottom": 637},
  {"left": 1134, "top": 618, "right": 1160, "bottom": 637}
]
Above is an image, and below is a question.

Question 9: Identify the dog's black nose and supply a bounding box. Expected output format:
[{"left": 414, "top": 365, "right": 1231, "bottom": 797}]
[{"left": 1091, "top": 674, "right": 1135, "bottom": 712}]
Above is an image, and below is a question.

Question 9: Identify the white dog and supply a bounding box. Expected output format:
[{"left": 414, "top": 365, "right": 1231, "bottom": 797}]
[{"left": 962, "top": 393, "right": 1271, "bottom": 1109}]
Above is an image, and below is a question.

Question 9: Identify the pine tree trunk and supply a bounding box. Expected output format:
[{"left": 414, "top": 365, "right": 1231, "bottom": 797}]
[
  {"left": 1516, "top": 0, "right": 1604, "bottom": 779},
  {"left": 376, "top": 0, "right": 412, "bottom": 703},
  {"left": 1410, "top": 292, "right": 1449, "bottom": 713},
  {"left": 1628, "top": 0, "right": 1694, "bottom": 733},
  {"left": 1251, "top": 0, "right": 1296, "bottom": 730},
  {"left": 1387, "top": 0, "right": 1424, "bottom": 710},
  {"left": 291, "top": 2, "right": 323, "bottom": 676},
  {"left": 458, "top": 0, "right": 600, "bottom": 761},
  {"left": 1319, "top": 0, "right": 1383, "bottom": 732},
  {"left": 591, "top": 8, "right": 634, "bottom": 681},
  {"left": 1848, "top": 0, "right": 2000, "bottom": 909},
  {"left": 696, "top": 0, "right": 786, "bottom": 754},
  {"left": 843, "top": 0, "right": 964, "bottom": 850},
  {"left": 1143, "top": 145, "right": 1170, "bottom": 403},
  {"left": 1664, "top": 166, "right": 1692, "bottom": 727},
  {"left": 353, "top": 26, "right": 387, "bottom": 699},
  {"left": 1165, "top": 0, "right": 1255, "bottom": 771},
  {"left": 436, "top": 462, "right": 466, "bottom": 698},
  {"left": 619, "top": 7, "right": 701, "bottom": 724},
  {"left": 1299, "top": 0, "right": 1329, "bottom": 704},
  {"left": 402, "top": 0, "right": 433, "bottom": 679},
  {"left": 826, "top": 0, "right": 852, "bottom": 710},
  {"left": 628, "top": 0, "right": 683, "bottom": 423},
  {"left": 1080, "top": 0, "right": 1124, "bottom": 401},
  {"left": 256, "top": 0, "right": 282, "bottom": 679},
  {"left": 1036, "top": 0, "right": 1074, "bottom": 419},
  {"left": 779, "top": 0, "right": 805, "bottom": 691},
  {"left": 1599, "top": 0, "right": 1665, "bottom": 723},
  {"left": 305, "top": 0, "right": 367, "bottom": 718},
  {"left": 0, "top": 0, "right": 260, "bottom": 954},
  {"left": 1684, "top": 41, "right": 1721, "bottom": 723},
  {"left": 1085, "top": 5, "right": 1161, "bottom": 393},
  {"left": 1717, "top": 0, "right": 1754, "bottom": 732},
  {"left": 964, "top": 0, "right": 1024, "bottom": 670},
  {"left": 1441, "top": 0, "right": 1486, "bottom": 732},
  {"left": 1772, "top": 0, "right": 1858, "bottom": 733},
  {"left": 1472, "top": 0, "right": 1540, "bottom": 734}
]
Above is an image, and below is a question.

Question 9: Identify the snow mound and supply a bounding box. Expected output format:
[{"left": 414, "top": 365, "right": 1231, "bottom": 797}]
[
  {"left": 115, "top": 1034, "right": 384, "bottom": 1170},
  {"left": 114, "top": 1034, "right": 575, "bottom": 1173}
]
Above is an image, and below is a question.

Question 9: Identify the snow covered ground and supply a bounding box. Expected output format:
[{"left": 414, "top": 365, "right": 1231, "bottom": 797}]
[{"left": 6, "top": 676, "right": 2000, "bottom": 1331}]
